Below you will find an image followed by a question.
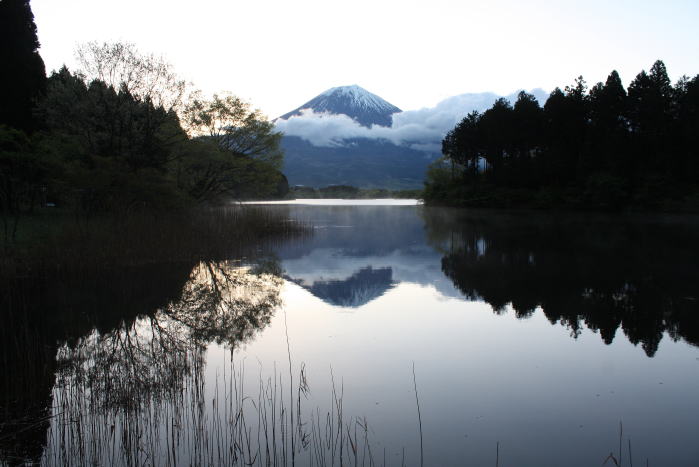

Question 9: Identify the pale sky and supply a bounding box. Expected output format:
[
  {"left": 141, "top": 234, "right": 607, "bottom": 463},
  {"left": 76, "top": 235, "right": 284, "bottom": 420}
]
[{"left": 31, "top": 0, "right": 699, "bottom": 118}]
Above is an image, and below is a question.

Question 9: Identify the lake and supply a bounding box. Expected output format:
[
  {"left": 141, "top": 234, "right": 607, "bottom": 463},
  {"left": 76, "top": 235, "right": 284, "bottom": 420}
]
[{"left": 2, "top": 200, "right": 699, "bottom": 466}]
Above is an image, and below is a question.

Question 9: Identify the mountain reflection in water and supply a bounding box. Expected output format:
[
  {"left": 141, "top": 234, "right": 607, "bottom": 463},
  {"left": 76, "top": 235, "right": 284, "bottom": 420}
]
[{"left": 287, "top": 266, "right": 395, "bottom": 307}]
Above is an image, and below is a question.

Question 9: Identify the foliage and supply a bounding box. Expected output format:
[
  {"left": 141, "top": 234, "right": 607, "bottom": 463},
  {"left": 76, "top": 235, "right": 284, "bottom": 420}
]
[
  {"left": 0, "top": 125, "right": 53, "bottom": 243},
  {"left": 173, "top": 137, "right": 288, "bottom": 202},
  {"left": 176, "top": 92, "right": 286, "bottom": 202},
  {"left": 183, "top": 93, "right": 283, "bottom": 170},
  {"left": 428, "top": 60, "right": 699, "bottom": 211},
  {"left": 0, "top": 0, "right": 46, "bottom": 132},
  {"left": 75, "top": 41, "right": 187, "bottom": 113},
  {"left": 34, "top": 66, "right": 189, "bottom": 215}
]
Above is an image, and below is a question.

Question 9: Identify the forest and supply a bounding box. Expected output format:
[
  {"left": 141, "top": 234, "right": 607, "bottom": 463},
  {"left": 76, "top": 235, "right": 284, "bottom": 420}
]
[
  {"left": 425, "top": 61, "right": 699, "bottom": 210},
  {"left": 0, "top": 0, "right": 288, "bottom": 254}
]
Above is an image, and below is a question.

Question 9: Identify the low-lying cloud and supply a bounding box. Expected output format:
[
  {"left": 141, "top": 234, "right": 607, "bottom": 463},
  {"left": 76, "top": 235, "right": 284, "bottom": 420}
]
[{"left": 275, "top": 89, "right": 548, "bottom": 152}]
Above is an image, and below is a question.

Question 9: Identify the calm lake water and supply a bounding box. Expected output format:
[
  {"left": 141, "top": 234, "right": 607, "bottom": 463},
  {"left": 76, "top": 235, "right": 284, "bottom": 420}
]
[{"left": 3, "top": 200, "right": 699, "bottom": 466}]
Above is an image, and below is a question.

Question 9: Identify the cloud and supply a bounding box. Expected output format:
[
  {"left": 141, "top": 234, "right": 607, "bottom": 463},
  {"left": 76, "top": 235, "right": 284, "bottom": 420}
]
[{"left": 274, "top": 89, "right": 548, "bottom": 152}]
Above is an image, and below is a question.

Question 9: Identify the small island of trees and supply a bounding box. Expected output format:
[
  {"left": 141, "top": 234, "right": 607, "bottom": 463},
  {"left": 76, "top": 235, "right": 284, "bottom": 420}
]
[{"left": 425, "top": 61, "right": 699, "bottom": 210}]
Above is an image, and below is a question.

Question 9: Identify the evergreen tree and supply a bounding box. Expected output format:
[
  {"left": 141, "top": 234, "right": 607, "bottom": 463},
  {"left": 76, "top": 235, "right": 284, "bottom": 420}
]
[
  {"left": 628, "top": 61, "right": 674, "bottom": 176},
  {"left": 512, "top": 91, "right": 543, "bottom": 187},
  {"left": 479, "top": 97, "right": 514, "bottom": 181},
  {"left": 442, "top": 110, "right": 482, "bottom": 177},
  {"left": 0, "top": 0, "right": 46, "bottom": 132},
  {"left": 428, "top": 60, "right": 697, "bottom": 210},
  {"left": 542, "top": 87, "right": 573, "bottom": 185},
  {"left": 673, "top": 74, "right": 699, "bottom": 181},
  {"left": 588, "top": 70, "right": 628, "bottom": 175}
]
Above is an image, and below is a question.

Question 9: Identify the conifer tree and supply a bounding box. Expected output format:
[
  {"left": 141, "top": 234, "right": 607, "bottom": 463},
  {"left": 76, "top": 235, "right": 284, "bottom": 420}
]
[{"left": 0, "top": 0, "right": 46, "bottom": 132}]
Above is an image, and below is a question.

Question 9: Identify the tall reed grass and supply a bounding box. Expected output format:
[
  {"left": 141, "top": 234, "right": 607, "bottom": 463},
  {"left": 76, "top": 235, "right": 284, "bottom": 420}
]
[{"left": 42, "top": 343, "right": 382, "bottom": 467}]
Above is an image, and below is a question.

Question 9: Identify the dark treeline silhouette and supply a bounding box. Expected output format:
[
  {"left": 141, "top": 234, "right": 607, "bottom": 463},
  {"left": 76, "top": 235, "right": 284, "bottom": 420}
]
[
  {"left": 423, "top": 209, "right": 699, "bottom": 357},
  {"left": 426, "top": 61, "right": 699, "bottom": 210},
  {"left": 0, "top": 0, "right": 46, "bottom": 133}
]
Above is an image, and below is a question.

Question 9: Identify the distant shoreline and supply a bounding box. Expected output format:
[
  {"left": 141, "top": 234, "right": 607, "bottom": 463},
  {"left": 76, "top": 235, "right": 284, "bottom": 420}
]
[{"left": 243, "top": 198, "right": 422, "bottom": 206}]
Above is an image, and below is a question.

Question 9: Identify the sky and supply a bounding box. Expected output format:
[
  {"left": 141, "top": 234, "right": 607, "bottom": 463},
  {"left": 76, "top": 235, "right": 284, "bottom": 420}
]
[{"left": 31, "top": 0, "right": 699, "bottom": 119}]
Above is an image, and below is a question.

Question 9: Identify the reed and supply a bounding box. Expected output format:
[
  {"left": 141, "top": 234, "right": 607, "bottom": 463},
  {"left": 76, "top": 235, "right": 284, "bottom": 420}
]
[{"left": 39, "top": 346, "right": 383, "bottom": 467}]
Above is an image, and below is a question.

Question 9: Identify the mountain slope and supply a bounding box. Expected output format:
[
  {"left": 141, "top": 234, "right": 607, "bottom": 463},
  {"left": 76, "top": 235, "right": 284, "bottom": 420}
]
[
  {"left": 279, "top": 85, "right": 401, "bottom": 127},
  {"left": 281, "top": 136, "right": 438, "bottom": 189}
]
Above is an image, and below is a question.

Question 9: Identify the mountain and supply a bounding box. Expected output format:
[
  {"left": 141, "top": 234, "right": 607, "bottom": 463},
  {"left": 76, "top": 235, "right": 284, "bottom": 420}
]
[
  {"left": 279, "top": 85, "right": 401, "bottom": 127},
  {"left": 281, "top": 136, "right": 437, "bottom": 189}
]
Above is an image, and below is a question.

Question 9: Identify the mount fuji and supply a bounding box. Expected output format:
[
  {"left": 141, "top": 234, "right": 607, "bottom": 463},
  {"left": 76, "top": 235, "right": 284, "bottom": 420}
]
[
  {"left": 277, "top": 85, "right": 436, "bottom": 189},
  {"left": 279, "top": 84, "right": 401, "bottom": 128}
]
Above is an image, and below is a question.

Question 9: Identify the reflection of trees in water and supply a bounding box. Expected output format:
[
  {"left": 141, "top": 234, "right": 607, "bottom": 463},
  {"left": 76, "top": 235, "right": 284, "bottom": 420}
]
[
  {"left": 39, "top": 260, "right": 378, "bottom": 465},
  {"left": 1, "top": 259, "right": 283, "bottom": 464},
  {"left": 0, "top": 262, "right": 193, "bottom": 463},
  {"left": 54, "top": 260, "right": 283, "bottom": 410},
  {"left": 424, "top": 208, "right": 699, "bottom": 357},
  {"left": 168, "top": 261, "right": 283, "bottom": 346},
  {"left": 55, "top": 317, "right": 204, "bottom": 411}
]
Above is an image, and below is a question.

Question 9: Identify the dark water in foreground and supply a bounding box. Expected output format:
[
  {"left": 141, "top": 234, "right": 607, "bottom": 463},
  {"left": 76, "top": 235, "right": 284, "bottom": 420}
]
[{"left": 2, "top": 202, "right": 699, "bottom": 466}]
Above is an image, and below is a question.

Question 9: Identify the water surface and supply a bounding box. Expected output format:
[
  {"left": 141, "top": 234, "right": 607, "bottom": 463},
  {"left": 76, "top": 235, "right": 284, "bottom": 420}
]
[{"left": 2, "top": 201, "right": 699, "bottom": 466}]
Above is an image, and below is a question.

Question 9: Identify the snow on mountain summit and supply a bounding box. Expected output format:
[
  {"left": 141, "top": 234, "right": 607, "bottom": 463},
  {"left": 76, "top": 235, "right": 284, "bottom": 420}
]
[
  {"left": 318, "top": 85, "right": 399, "bottom": 114},
  {"left": 279, "top": 85, "right": 401, "bottom": 127}
]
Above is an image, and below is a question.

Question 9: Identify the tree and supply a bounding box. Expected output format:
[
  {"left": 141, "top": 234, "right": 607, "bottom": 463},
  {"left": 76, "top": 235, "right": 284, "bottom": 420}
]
[
  {"left": 183, "top": 93, "right": 283, "bottom": 170},
  {"left": 588, "top": 70, "right": 629, "bottom": 175},
  {"left": 0, "top": 0, "right": 46, "bottom": 132},
  {"left": 627, "top": 60, "right": 675, "bottom": 184},
  {"left": 479, "top": 97, "right": 514, "bottom": 181},
  {"left": 512, "top": 91, "right": 544, "bottom": 187},
  {"left": 0, "top": 125, "right": 51, "bottom": 243},
  {"left": 177, "top": 93, "right": 285, "bottom": 201},
  {"left": 75, "top": 41, "right": 186, "bottom": 113},
  {"left": 672, "top": 74, "right": 699, "bottom": 181},
  {"left": 38, "top": 67, "right": 189, "bottom": 214},
  {"left": 41, "top": 67, "right": 184, "bottom": 172},
  {"left": 442, "top": 110, "right": 482, "bottom": 175}
]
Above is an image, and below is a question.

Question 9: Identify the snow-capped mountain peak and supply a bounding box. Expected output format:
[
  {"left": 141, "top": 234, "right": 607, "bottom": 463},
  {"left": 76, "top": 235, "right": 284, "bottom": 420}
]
[{"left": 279, "top": 85, "right": 401, "bottom": 127}]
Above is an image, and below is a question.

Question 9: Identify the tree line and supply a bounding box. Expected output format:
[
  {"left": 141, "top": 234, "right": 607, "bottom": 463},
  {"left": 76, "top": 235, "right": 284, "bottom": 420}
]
[
  {"left": 425, "top": 61, "right": 699, "bottom": 210},
  {"left": 0, "top": 0, "right": 287, "bottom": 244}
]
